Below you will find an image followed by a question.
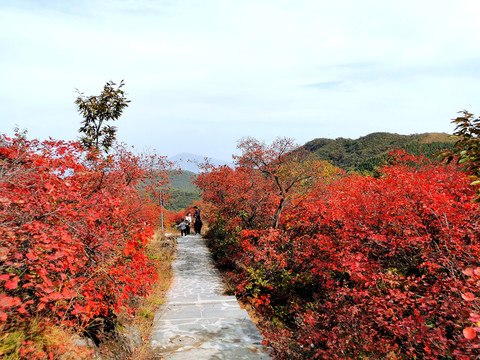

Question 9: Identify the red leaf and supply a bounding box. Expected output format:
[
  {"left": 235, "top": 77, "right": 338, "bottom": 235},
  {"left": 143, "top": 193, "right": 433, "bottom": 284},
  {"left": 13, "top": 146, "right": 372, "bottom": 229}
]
[
  {"left": 0, "top": 247, "right": 9, "bottom": 261},
  {"left": 0, "top": 296, "right": 21, "bottom": 308},
  {"left": 26, "top": 252, "right": 37, "bottom": 260},
  {"left": 5, "top": 276, "right": 19, "bottom": 290},
  {"left": 469, "top": 313, "right": 480, "bottom": 323},
  {"left": 48, "top": 292, "right": 63, "bottom": 301},
  {"left": 462, "top": 292, "right": 476, "bottom": 301},
  {"left": 464, "top": 327, "right": 477, "bottom": 339}
]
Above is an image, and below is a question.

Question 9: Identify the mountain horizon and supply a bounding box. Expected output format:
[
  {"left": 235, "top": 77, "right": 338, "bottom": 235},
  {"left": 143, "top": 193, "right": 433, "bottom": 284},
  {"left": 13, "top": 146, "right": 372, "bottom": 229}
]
[{"left": 168, "top": 152, "right": 234, "bottom": 173}]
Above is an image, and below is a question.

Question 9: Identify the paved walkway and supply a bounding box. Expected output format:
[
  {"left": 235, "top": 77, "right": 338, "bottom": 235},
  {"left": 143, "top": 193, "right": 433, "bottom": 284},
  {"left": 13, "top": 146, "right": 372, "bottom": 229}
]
[{"left": 151, "top": 234, "right": 272, "bottom": 360}]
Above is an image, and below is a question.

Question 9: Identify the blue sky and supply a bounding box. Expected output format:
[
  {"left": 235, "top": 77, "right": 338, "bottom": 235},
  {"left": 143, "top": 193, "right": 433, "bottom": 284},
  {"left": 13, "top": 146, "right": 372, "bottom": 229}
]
[{"left": 1, "top": 0, "right": 480, "bottom": 161}]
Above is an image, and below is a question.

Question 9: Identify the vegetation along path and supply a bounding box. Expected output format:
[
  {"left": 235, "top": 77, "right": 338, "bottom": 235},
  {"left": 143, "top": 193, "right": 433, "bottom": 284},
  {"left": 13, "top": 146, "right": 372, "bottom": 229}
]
[{"left": 151, "top": 234, "right": 272, "bottom": 359}]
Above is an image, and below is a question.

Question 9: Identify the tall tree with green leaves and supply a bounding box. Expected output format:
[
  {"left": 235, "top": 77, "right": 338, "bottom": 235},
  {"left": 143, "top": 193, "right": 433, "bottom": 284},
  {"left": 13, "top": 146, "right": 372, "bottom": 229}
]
[
  {"left": 75, "top": 80, "right": 130, "bottom": 153},
  {"left": 441, "top": 110, "right": 480, "bottom": 200}
]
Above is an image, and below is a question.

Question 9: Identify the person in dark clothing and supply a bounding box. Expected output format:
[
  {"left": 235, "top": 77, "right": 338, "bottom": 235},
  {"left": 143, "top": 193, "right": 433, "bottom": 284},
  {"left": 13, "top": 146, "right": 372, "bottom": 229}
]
[{"left": 193, "top": 206, "right": 203, "bottom": 235}]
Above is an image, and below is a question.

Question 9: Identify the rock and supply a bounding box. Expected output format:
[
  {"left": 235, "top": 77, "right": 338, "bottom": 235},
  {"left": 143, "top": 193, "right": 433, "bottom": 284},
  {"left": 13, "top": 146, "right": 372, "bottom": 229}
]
[
  {"left": 119, "top": 326, "right": 142, "bottom": 354},
  {"left": 71, "top": 335, "right": 102, "bottom": 359}
]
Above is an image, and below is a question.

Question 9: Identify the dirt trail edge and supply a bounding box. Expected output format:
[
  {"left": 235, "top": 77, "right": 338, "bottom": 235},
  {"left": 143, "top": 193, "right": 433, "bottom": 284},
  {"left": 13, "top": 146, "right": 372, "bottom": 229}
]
[{"left": 151, "top": 234, "right": 272, "bottom": 360}]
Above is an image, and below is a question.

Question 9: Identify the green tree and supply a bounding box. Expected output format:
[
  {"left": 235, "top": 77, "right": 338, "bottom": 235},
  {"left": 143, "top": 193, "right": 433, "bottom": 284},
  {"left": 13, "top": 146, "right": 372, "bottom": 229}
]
[
  {"left": 441, "top": 110, "right": 480, "bottom": 200},
  {"left": 75, "top": 80, "right": 130, "bottom": 153}
]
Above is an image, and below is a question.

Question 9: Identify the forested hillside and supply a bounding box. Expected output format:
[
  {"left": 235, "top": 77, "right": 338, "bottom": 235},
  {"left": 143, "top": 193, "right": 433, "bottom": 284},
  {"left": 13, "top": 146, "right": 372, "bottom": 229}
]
[
  {"left": 165, "top": 170, "right": 201, "bottom": 212},
  {"left": 303, "top": 132, "right": 455, "bottom": 172}
]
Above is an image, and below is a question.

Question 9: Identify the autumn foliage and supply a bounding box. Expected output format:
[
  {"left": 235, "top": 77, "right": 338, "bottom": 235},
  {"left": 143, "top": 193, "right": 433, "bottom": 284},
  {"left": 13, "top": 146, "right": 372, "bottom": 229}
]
[
  {"left": 197, "top": 138, "right": 480, "bottom": 359},
  {"left": 0, "top": 134, "right": 169, "bottom": 357}
]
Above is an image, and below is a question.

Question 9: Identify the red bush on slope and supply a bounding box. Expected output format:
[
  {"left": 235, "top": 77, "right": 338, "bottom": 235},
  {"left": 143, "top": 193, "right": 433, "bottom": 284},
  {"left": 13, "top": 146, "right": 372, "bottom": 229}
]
[
  {"left": 0, "top": 135, "right": 169, "bottom": 355},
  {"left": 200, "top": 151, "right": 480, "bottom": 359}
]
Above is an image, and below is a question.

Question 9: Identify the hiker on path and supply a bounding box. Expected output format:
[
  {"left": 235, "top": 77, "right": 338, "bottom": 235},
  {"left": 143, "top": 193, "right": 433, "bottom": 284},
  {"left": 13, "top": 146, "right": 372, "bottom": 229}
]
[
  {"left": 193, "top": 206, "right": 203, "bottom": 235},
  {"left": 176, "top": 219, "right": 188, "bottom": 236},
  {"left": 185, "top": 211, "right": 193, "bottom": 235}
]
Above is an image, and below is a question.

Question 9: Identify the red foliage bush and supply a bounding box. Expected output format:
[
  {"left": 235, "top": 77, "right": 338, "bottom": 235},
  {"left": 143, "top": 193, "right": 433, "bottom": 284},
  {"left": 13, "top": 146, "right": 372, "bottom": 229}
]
[
  {"left": 0, "top": 135, "right": 168, "bottom": 337},
  {"left": 196, "top": 165, "right": 277, "bottom": 229},
  {"left": 199, "top": 151, "right": 480, "bottom": 359},
  {"left": 167, "top": 210, "right": 187, "bottom": 228}
]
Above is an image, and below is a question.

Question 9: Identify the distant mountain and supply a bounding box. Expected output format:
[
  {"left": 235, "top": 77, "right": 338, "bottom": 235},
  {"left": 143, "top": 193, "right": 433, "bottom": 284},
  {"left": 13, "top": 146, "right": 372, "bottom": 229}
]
[
  {"left": 168, "top": 152, "right": 233, "bottom": 173},
  {"left": 302, "top": 132, "right": 455, "bottom": 172}
]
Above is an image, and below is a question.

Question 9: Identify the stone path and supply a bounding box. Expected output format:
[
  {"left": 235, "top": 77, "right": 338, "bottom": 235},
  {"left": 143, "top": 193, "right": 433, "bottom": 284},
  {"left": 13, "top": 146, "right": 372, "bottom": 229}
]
[{"left": 151, "top": 234, "right": 272, "bottom": 360}]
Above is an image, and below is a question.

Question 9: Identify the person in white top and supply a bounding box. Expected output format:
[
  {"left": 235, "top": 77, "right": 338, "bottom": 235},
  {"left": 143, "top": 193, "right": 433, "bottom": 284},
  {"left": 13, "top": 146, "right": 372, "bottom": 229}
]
[{"left": 185, "top": 211, "right": 193, "bottom": 235}]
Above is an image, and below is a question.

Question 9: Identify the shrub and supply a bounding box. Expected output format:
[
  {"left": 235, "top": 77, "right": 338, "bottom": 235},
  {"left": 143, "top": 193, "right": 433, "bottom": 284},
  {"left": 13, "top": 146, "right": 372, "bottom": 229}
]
[
  {"left": 0, "top": 134, "right": 168, "bottom": 357},
  {"left": 200, "top": 151, "right": 480, "bottom": 359}
]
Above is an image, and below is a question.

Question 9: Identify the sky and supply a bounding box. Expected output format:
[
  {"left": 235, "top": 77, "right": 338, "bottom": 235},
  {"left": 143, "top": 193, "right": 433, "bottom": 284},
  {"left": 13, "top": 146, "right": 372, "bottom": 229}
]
[{"left": 1, "top": 0, "right": 480, "bottom": 161}]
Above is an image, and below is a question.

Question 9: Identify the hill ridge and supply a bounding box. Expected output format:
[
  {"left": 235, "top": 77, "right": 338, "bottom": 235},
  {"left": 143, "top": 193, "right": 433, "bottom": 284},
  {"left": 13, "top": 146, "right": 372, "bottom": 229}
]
[
  {"left": 302, "top": 132, "right": 454, "bottom": 172},
  {"left": 169, "top": 152, "right": 233, "bottom": 173}
]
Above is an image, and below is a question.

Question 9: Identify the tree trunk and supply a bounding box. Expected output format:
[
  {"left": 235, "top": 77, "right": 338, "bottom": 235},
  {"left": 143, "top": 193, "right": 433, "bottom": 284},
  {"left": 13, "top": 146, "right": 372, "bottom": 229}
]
[{"left": 272, "top": 197, "right": 285, "bottom": 228}]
